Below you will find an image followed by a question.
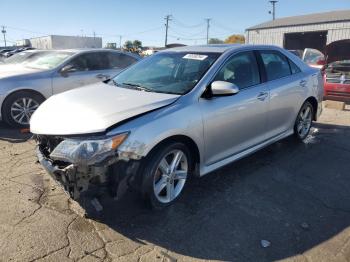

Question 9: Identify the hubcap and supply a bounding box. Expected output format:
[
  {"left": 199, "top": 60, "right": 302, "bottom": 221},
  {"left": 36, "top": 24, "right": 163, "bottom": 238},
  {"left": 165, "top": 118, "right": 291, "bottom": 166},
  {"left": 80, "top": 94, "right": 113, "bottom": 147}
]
[
  {"left": 153, "top": 149, "right": 188, "bottom": 204},
  {"left": 297, "top": 105, "right": 312, "bottom": 138},
  {"left": 10, "top": 97, "right": 40, "bottom": 125}
]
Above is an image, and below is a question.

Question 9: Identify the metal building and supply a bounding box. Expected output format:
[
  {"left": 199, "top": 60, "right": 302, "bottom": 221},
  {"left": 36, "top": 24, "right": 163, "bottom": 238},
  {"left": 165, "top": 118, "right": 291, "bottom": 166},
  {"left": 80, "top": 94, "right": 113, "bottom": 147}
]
[
  {"left": 16, "top": 35, "right": 102, "bottom": 49},
  {"left": 246, "top": 10, "right": 350, "bottom": 52}
]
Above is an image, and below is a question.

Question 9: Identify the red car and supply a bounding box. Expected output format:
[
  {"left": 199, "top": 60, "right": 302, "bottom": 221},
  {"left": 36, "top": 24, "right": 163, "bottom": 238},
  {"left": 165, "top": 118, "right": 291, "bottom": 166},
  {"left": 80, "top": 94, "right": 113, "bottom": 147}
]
[{"left": 323, "top": 40, "right": 350, "bottom": 102}]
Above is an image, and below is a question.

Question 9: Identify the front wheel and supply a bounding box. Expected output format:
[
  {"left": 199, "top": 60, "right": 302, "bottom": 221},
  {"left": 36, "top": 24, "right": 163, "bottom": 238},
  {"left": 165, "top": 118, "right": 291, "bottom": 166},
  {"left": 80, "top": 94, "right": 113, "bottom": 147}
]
[
  {"left": 142, "top": 142, "right": 193, "bottom": 209},
  {"left": 294, "top": 101, "right": 313, "bottom": 141},
  {"left": 2, "top": 91, "right": 44, "bottom": 128}
]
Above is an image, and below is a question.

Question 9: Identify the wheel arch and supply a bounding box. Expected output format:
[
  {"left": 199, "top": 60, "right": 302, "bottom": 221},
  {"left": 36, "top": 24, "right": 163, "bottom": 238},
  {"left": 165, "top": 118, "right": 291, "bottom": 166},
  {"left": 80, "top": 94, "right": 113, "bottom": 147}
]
[
  {"left": 304, "top": 96, "right": 318, "bottom": 120},
  {"left": 1, "top": 89, "right": 46, "bottom": 124},
  {"left": 145, "top": 135, "right": 201, "bottom": 168},
  {"left": 1, "top": 89, "right": 46, "bottom": 114}
]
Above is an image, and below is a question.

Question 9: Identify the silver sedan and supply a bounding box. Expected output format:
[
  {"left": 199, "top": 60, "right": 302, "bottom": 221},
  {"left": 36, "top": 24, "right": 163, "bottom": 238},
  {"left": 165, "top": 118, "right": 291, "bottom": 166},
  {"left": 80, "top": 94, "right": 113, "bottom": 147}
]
[
  {"left": 31, "top": 44, "right": 323, "bottom": 209},
  {"left": 0, "top": 49, "right": 140, "bottom": 127}
]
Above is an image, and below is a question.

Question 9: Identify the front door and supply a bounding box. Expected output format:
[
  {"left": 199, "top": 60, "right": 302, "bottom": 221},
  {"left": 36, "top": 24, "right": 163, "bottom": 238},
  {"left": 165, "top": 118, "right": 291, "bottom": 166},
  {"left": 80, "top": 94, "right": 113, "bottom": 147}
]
[
  {"left": 52, "top": 52, "right": 112, "bottom": 95},
  {"left": 199, "top": 51, "right": 269, "bottom": 166}
]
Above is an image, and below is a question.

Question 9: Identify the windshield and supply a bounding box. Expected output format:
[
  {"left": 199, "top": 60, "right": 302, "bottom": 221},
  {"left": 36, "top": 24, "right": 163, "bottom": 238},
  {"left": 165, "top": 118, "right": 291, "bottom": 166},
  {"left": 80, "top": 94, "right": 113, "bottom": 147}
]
[
  {"left": 5, "top": 51, "right": 46, "bottom": 64},
  {"left": 112, "top": 52, "right": 220, "bottom": 95},
  {"left": 25, "top": 51, "right": 73, "bottom": 69},
  {"left": 303, "top": 48, "right": 324, "bottom": 65}
]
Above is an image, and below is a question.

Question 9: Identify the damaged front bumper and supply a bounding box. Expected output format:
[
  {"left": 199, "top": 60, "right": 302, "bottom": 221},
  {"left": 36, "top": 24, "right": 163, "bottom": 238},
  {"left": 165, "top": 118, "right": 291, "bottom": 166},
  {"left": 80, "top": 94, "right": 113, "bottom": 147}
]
[{"left": 36, "top": 145, "right": 142, "bottom": 200}]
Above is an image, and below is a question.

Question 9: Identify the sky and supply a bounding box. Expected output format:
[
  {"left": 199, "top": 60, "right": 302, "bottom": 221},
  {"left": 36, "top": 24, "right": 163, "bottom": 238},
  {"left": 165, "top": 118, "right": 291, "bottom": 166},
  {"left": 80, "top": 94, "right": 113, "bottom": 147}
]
[{"left": 1, "top": 0, "right": 349, "bottom": 47}]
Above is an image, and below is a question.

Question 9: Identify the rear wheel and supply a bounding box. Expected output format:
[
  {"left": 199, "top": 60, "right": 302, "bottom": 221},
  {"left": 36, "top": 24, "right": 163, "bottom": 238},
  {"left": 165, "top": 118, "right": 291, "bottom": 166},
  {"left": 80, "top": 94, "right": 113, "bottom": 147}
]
[
  {"left": 142, "top": 142, "right": 192, "bottom": 209},
  {"left": 2, "top": 91, "right": 44, "bottom": 128},
  {"left": 294, "top": 101, "right": 313, "bottom": 141}
]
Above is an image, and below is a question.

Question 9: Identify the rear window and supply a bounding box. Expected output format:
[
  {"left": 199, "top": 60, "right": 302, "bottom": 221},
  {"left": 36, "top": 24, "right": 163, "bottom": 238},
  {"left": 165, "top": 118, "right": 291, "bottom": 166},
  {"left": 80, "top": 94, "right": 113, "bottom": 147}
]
[
  {"left": 289, "top": 59, "right": 301, "bottom": 74},
  {"left": 69, "top": 52, "right": 109, "bottom": 71},
  {"left": 260, "top": 51, "right": 291, "bottom": 81},
  {"left": 107, "top": 52, "right": 138, "bottom": 68}
]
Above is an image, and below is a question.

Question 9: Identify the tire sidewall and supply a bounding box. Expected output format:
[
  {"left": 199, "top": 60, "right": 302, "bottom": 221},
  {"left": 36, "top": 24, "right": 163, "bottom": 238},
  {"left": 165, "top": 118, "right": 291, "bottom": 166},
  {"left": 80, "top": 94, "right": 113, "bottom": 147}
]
[
  {"left": 2, "top": 91, "right": 45, "bottom": 128},
  {"left": 141, "top": 142, "right": 193, "bottom": 209},
  {"left": 294, "top": 101, "right": 313, "bottom": 141}
]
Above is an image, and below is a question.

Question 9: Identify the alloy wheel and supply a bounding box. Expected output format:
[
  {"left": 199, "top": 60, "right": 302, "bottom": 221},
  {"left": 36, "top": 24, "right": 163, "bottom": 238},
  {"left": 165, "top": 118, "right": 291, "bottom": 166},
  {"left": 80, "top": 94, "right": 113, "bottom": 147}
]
[
  {"left": 10, "top": 97, "right": 40, "bottom": 125},
  {"left": 297, "top": 105, "right": 312, "bottom": 138},
  {"left": 153, "top": 149, "right": 188, "bottom": 203}
]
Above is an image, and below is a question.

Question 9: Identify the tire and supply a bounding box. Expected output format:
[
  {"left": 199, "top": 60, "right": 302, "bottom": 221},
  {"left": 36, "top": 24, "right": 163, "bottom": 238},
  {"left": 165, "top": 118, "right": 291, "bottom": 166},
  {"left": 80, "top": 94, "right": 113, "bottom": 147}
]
[
  {"left": 293, "top": 101, "right": 314, "bottom": 141},
  {"left": 141, "top": 142, "right": 193, "bottom": 209},
  {"left": 2, "top": 91, "right": 45, "bottom": 128}
]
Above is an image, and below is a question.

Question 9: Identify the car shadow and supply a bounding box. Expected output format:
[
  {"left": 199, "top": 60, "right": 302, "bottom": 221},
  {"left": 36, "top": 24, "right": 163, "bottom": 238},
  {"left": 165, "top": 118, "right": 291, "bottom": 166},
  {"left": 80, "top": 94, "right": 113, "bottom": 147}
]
[
  {"left": 0, "top": 121, "right": 32, "bottom": 143},
  {"left": 83, "top": 122, "right": 350, "bottom": 261}
]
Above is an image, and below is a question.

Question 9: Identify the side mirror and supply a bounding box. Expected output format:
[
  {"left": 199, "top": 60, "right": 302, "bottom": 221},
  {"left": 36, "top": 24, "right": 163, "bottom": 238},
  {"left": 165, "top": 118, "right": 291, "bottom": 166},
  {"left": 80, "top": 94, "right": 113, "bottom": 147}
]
[
  {"left": 211, "top": 81, "right": 239, "bottom": 96},
  {"left": 60, "top": 64, "right": 76, "bottom": 77}
]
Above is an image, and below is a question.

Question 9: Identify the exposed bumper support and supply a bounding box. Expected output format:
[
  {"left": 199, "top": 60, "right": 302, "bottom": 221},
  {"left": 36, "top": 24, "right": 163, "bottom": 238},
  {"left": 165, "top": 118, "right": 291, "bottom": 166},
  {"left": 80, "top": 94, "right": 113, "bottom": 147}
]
[{"left": 36, "top": 146, "right": 141, "bottom": 200}]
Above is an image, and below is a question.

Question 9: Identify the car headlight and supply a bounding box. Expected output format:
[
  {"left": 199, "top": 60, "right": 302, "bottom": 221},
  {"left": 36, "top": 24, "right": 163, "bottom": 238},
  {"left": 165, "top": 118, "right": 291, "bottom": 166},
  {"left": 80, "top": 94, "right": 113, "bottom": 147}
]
[{"left": 50, "top": 133, "right": 129, "bottom": 166}]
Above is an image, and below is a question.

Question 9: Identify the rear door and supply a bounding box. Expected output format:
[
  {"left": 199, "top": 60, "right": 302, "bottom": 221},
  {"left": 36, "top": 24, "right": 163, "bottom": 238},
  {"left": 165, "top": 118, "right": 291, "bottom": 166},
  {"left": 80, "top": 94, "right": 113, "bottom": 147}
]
[
  {"left": 199, "top": 51, "right": 269, "bottom": 165},
  {"left": 258, "top": 50, "right": 305, "bottom": 139},
  {"left": 52, "top": 52, "right": 110, "bottom": 94}
]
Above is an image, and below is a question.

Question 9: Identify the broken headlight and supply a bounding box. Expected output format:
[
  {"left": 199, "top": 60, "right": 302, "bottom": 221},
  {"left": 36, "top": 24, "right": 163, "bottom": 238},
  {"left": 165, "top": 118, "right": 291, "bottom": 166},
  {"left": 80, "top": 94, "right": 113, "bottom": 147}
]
[{"left": 50, "top": 133, "right": 128, "bottom": 166}]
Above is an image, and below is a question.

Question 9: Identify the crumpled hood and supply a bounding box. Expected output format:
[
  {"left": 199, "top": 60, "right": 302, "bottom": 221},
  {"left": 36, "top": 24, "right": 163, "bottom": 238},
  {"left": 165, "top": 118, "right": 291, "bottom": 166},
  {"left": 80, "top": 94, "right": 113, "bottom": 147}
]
[
  {"left": 30, "top": 82, "right": 179, "bottom": 135},
  {"left": 0, "top": 64, "right": 44, "bottom": 79},
  {"left": 326, "top": 39, "right": 350, "bottom": 64}
]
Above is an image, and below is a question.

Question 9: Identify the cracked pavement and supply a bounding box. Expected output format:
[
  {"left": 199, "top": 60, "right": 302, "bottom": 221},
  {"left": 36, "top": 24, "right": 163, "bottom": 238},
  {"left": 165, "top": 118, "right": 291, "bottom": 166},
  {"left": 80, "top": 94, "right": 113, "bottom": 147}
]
[{"left": 0, "top": 106, "right": 350, "bottom": 262}]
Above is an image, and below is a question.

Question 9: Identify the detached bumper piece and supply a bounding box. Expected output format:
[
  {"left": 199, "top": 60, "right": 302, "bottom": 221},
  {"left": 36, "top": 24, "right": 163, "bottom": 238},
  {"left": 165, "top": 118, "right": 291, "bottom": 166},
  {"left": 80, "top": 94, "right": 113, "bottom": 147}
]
[{"left": 36, "top": 145, "right": 141, "bottom": 201}]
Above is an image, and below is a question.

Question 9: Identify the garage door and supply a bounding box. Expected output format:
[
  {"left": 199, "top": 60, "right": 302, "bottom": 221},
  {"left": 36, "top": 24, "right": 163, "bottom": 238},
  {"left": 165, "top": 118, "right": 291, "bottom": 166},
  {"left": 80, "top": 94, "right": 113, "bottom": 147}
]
[{"left": 284, "top": 31, "right": 327, "bottom": 53}]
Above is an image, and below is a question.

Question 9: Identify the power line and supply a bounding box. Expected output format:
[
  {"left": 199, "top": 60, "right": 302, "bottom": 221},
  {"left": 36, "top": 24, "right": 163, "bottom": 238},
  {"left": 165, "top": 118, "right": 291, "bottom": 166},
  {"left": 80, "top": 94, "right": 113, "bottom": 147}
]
[
  {"left": 123, "top": 26, "right": 163, "bottom": 37},
  {"left": 5, "top": 25, "right": 50, "bottom": 36},
  {"left": 172, "top": 17, "right": 205, "bottom": 28},
  {"left": 211, "top": 20, "right": 243, "bottom": 34},
  {"left": 168, "top": 27, "right": 206, "bottom": 38},
  {"left": 168, "top": 33, "right": 228, "bottom": 41}
]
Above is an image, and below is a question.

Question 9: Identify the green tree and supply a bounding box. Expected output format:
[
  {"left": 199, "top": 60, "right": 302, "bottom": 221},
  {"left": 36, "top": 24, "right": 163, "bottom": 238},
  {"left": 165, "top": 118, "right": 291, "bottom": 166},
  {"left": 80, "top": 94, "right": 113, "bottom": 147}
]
[
  {"left": 224, "top": 35, "right": 245, "bottom": 44},
  {"left": 133, "top": 40, "right": 142, "bottom": 50},
  {"left": 124, "top": 40, "right": 133, "bottom": 50},
  {"left": 208, "top": 38, "right": 224, "bottom": 44}
]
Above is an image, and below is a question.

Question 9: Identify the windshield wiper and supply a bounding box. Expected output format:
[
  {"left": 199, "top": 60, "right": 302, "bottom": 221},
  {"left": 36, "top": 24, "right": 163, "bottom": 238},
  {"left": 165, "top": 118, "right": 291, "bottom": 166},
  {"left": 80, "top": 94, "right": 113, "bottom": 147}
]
[{"left": 121, "top": 82, "right": 153, "bottom": 92}]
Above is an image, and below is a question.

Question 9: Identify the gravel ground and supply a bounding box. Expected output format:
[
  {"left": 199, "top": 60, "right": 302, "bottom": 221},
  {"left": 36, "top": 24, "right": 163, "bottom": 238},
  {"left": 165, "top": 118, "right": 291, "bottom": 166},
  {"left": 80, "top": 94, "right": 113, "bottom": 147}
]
[{"left": 0, "top": 106, "right": 349, "bottom": 262}]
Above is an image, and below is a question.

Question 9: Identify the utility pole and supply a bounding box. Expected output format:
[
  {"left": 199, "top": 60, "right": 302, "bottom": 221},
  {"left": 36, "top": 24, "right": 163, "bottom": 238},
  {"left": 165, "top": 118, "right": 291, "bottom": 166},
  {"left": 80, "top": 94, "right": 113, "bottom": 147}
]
[
  {"left": 269, "top": 1, "right": 278, "bottom": 20},
  {"left": 93, "top": 31, "right": 96, "bottom": 40},
  {"left": 205, "top": 18, "right": 211, "bottom": 44},
  {"left": 119, "top": 35, "right": 122, "bottom": 50},
  {"left": 164, "top": 15, "right": 172, "bottom": 47},
  {"left": 1, "top": 26, "right": 6, "bottom": 47}
]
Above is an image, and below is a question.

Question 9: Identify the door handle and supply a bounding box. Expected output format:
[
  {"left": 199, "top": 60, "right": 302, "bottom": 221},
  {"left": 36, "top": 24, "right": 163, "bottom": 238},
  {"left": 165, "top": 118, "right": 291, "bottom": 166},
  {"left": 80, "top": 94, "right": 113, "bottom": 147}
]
[
  {"left": 96, "top": 73, "right": 110, "bottom": 79},
  {"left": 299, "top": 80, "right": 307, "bottom": 87},
  {"left": 257, "top": 92, "right": 268, "bottom": 101}
]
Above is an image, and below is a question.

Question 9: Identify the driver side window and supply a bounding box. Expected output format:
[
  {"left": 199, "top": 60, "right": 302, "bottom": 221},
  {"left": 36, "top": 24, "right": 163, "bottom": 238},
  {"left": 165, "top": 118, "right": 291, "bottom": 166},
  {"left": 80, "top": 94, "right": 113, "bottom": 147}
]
[
  {"left": 67, "top": 55, "right": 89, "bottom": 71},
  {"left": 66, "top": 53, "right": 109, "bottom": 72},
  {"left": 214, "top": 51, "right": 260, "bottom": 89}
]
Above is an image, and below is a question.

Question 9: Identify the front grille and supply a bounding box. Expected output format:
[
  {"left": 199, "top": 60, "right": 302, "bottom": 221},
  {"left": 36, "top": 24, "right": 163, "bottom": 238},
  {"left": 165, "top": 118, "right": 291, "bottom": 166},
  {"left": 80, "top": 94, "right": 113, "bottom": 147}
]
[
  {"left": 326, "top": 71, "right": 350, "bottom": 84},
  {"left": 326, "top": 78, "right": 350, "bottom": 84},
  {"left": 326, "top": 91, "right": 350, "bottom": 98}
]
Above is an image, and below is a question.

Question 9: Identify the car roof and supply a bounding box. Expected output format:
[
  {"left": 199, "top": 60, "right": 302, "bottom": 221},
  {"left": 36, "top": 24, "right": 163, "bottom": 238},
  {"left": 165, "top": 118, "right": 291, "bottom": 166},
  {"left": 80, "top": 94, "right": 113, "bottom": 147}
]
[
  {"left": 46, "top": 48, "right": 141, "bottom": 59},
  {"left": 161, "top": 44, "right": 282, "bottom": 54},
  {"left": 162, "top": 44, "right": 241, "bottom": 53}
]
